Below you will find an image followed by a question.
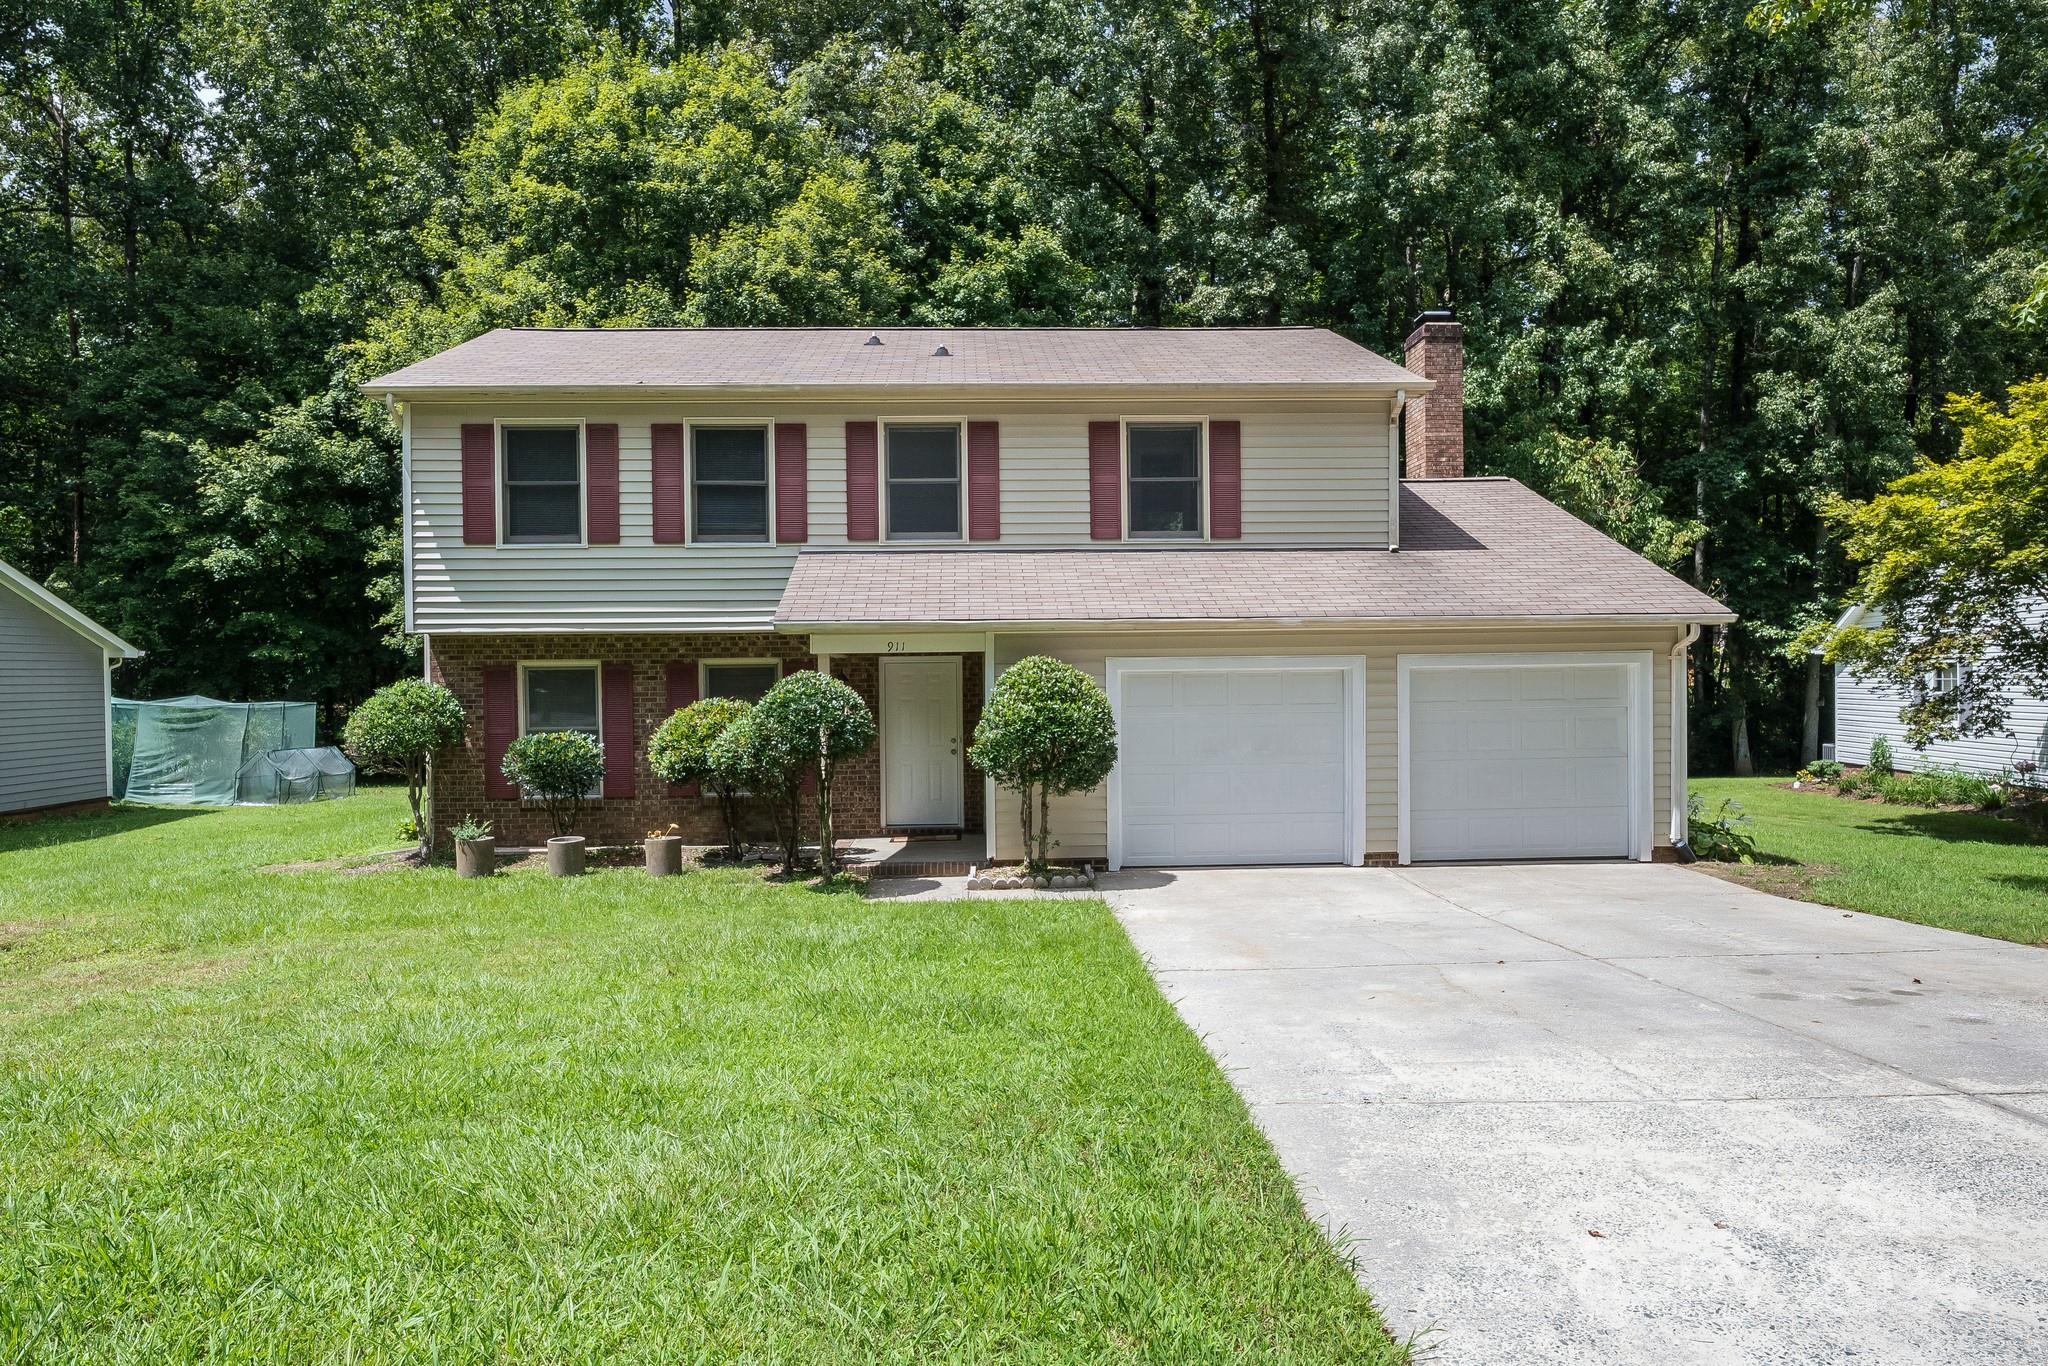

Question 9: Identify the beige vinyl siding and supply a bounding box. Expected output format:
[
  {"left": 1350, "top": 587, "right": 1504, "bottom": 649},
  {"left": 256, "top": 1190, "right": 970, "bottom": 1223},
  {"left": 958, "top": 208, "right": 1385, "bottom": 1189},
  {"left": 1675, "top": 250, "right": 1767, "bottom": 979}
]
[
  {"left": 989, "top": 624, "right": 1686, "bottom": 863},
  {"left": 407, "top": 398, "right": 1391, "bottom": 633}
]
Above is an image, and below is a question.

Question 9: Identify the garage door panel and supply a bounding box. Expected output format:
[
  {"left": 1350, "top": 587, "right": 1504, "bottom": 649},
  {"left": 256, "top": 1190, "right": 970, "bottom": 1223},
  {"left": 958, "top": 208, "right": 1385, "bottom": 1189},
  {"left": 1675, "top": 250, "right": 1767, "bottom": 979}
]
[
  {"left": 1117, "top": 663, "right": 1354, "bottom": 867},
  {"left": 1410, "top": 662, "right": 1635, "bottom": 862}
]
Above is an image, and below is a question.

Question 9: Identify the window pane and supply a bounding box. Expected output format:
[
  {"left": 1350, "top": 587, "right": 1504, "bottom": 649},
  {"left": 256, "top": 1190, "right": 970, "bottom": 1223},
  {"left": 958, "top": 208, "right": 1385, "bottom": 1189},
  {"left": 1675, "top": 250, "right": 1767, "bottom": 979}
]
[
  {"left": 694, "top": 427, "right": 766, "bottom": 483},
  {"left": 889, "top": 481, "right": 960, "bottom": 536},
  {"left": 695, "top": 485, "right": 769, "bottom": 539},
  {"left": 887, "top": 426, "right": 959, "bottom": 481},
  {"left": 525, "top": 667, "right": 599, "bottom": 733},
  {"left": 1129, "top": 479, "right": 1201, "bottom": 535},
  {"left": 1129, "top": 425, "right": 1199, "bottom": 479},
  {"left": 705, "top": 663, "right": 779, "bottom": 703},
  {"left": 505, "top": 427, "right": 579, "bottom": 483},
  {"left": 506, "top": 485, "right": 581, "bottom": 541}
]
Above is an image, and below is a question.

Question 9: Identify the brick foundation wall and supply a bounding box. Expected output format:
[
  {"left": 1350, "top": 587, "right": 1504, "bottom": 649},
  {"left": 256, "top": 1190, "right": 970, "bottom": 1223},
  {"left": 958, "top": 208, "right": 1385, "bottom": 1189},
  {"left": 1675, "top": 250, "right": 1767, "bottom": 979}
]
[{"left": 426, "top": 634, "right": 985, "bottom": 847}]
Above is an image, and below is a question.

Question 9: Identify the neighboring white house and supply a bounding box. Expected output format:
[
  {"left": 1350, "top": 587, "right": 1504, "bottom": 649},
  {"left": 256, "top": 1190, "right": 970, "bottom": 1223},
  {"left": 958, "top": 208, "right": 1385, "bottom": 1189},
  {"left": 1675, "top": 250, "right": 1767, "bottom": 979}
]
[
  {"left": 0, "top": 560, "right": 143, "bottom": 815},
  {"left": 1826, "top": 602, "right": 2048, "bottom": 775}
]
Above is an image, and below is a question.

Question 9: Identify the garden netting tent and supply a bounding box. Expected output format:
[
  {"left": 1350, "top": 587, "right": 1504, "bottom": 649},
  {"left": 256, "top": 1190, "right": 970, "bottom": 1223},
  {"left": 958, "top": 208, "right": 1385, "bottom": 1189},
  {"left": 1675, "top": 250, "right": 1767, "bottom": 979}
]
[
  {"left": 236, "top": 746, "right": 356, "bottom": 805},
  {"left": 112, "top": 695, "right": 326, "bottom": 806}
]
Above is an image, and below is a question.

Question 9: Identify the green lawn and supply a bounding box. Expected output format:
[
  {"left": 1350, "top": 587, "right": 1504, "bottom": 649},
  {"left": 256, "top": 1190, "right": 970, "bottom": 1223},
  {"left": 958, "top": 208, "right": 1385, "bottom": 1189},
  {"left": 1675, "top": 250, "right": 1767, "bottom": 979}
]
[
  {"left": 0, "top": 789, "right": 1403, "bottom": 1363},
  {"left": 1690, "top": 777, "right": 2048, "bottom": 945}
]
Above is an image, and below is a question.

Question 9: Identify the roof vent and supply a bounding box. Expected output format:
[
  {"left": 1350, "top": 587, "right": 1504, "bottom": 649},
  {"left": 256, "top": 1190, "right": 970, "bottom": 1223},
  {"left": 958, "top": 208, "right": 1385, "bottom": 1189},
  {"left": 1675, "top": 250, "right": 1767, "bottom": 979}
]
[
  {"left": 864, "top": 334, "right": 883, "bottom": 346},
  {"left": 933, "top": 344, "right": 951, "bottom": 357}
]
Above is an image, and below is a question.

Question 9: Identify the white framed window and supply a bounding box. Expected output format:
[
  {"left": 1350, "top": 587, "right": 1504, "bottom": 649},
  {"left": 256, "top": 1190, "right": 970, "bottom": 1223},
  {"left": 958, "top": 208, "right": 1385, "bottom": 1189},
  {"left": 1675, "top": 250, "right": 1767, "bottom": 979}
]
[
  {"left": 518, "top": 662, "right": 601, "bottom": 739},
  {"left": 516, "top": 661, "right": 604, "bottom": 800},
  {"left": 1927, "top": 662, "right": 1962, "bottom": 696},
  {"left": 1124, "top": 420, "right": 1205, "bottom": 539},
  {"left": 691, "top": 425, "right": 771, "bottom": 543},
  {"left": 702, "top": 659, "right": 781, "bottom": 703},
  {"left": 500, "top": 424, "right": 584, "bottom": 545},
  {"left": 884, "top": 422, "right": 964, "bottom": 541}
]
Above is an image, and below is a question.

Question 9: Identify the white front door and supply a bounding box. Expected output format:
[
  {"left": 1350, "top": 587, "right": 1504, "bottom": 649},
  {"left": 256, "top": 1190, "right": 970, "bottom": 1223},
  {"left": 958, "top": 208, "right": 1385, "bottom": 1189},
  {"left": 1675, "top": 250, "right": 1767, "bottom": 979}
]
[{"left": 882, "top": 656, "right": 964, "bottom": 827}]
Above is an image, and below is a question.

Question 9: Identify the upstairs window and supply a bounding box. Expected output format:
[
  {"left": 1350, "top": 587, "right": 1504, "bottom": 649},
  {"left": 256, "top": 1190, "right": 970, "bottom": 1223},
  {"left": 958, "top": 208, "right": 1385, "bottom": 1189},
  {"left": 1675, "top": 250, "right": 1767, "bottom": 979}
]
[
  {"left": 693, "top": 426, "right": 770, "bottom": 542},
  {"left": 1127, "top": 424, "right": 1203, "bottom": 538},
  {"left": 502, "top": 427, "right": 583, "bottom": 544},
  {"left": 703, "top": 661, "right": 780, "bottom": 703},
  {"left": 886, "top": 424, "right": 962, "bottom": 540},
  {"left": 1927, "top": 663, "right": 1962, "bottom": 696}
]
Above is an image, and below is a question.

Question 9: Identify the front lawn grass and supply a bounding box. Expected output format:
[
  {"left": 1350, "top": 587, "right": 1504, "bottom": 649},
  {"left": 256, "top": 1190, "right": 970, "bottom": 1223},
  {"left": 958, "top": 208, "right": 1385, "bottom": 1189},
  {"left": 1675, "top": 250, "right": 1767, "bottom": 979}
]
[
  {"left": 1690, "top": 777, "right": 2048, "bottom": 945},
  {"left": 0, "top": 788, "right": 1404, "bottom": 1363}
]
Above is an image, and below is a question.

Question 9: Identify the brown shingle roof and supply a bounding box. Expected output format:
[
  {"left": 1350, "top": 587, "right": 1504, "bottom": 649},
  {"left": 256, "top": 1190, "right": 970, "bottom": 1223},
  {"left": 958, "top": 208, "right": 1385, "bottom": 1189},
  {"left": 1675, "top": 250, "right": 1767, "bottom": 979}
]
[
  {"left": 774, "top": 479, "right": 1734, "bottom": 626},
  {"left": 365, "top": 326, "right": 1418, "bottom": 392}
]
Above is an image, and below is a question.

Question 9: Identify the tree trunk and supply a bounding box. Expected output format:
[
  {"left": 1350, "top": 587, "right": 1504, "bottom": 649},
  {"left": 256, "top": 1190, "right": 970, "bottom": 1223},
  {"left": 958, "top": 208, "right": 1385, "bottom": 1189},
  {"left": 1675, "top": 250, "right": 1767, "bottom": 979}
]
[
  {"left": 1800, "top": 652, "right": 1823, "bottom": 766},
  {"left": 817, "top": 729, "right": 834, "bottom": 874},
  {"left": 1036, "top": 781, "right": 1051, "bottom": 872},
  {"left": 1017, "top": 781, "right": 1035, "bottom": 867},
  {"left": 1726, "top": 630, "right": 1754, "bottom": 776}
]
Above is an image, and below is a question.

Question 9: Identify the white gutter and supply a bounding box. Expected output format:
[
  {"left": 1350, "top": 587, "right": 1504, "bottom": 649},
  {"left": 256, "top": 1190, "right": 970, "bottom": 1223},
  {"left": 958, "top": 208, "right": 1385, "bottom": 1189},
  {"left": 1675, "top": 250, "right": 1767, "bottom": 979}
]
[
  {"left": 1670, "top": 624, "right": 1700, "bottom": 851},
  {"left": 1388, "top": 390, "right": 1406, "bottom": 551}
]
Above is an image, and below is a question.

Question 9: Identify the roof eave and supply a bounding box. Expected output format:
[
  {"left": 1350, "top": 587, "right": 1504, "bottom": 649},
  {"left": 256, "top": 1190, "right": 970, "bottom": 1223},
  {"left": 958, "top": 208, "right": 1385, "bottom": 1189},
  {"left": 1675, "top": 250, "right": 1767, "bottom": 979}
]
[
  {"left": 773, "top": 611, "right": 1739, "bottom": 633},
  {"left": 360, "top": 379, "right": 1431, "bottom": 403},
  {"left": 0, "top": 560, "right": 143, "bottom": 658}
]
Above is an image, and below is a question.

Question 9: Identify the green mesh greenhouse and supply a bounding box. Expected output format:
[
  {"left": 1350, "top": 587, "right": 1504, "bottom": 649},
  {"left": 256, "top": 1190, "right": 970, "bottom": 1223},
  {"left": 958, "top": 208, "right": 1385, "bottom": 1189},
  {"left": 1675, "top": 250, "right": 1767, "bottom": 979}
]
[{"left": 111, "top": 696, "right": 354, "bottom": 806}]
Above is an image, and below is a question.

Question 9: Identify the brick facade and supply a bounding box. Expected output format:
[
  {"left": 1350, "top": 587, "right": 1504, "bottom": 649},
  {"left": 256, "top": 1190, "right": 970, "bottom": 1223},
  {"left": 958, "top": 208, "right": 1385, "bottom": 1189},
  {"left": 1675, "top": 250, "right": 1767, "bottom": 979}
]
[{"left": 426, "top": 633, "right": 984, "bottom": 847}]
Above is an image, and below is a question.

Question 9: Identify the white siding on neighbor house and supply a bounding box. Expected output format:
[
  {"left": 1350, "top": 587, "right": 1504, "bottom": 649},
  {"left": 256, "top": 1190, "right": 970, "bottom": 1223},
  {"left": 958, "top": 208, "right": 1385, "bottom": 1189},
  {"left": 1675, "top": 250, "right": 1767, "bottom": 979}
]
[
  {"left": 0, "top": 589, "right": 112, "bottom": 813},
  {"left": 1834, "top": 663, "right": 2048, "bottom": 775},
  {"left": 406, "top": 398, "right": 1392, "bottom": 633},
  {"left": 988, "top": 623, "right": 1685, "bottom": 863}
]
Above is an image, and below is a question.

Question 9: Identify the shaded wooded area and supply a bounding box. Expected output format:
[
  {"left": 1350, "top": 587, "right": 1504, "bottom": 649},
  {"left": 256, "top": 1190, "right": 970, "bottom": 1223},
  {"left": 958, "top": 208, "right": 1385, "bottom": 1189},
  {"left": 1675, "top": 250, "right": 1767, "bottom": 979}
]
[{"left": 3, "top": 0, "right": 2043, "bottom": 768}]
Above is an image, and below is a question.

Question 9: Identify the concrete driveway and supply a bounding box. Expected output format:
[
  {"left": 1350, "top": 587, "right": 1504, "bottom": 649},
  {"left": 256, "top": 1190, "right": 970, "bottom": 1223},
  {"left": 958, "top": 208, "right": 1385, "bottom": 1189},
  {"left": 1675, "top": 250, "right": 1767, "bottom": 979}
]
[{"left": 1100, "top": 863, "right": 2048, "bottom": 1364}]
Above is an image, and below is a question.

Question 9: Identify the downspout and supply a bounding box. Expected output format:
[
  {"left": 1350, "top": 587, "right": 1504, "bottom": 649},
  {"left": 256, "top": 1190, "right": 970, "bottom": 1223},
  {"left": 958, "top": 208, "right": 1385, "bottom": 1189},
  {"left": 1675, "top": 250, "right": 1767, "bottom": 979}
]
[
  {"left": 1670, "top": 624, "right": 1701, "bottom": 859},
  {"left": 1388, "top": 390, "right": 1407, "bottom": 551}
]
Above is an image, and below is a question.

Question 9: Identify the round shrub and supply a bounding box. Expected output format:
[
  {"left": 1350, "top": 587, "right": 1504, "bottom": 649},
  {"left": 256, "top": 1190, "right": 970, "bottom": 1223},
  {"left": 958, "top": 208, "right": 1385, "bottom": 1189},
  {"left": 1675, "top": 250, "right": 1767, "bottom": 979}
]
[
  {"left": 969, "top": 656, "right": 1117, "bottom": 872},
  {"left": 649, "top": 697, "right": 752, "bottom": 857},
  {"left": 342, "top": 677, "right": 468, "bottom": 855},
  {"left": 707, "top": 709, "right": 808, "bottom": 870},
  {"left": 501, "top": 730, "right": 605, "bottom": 837},
  {"left": 753, "top": 670, "right": 877, "bottom": 872}
]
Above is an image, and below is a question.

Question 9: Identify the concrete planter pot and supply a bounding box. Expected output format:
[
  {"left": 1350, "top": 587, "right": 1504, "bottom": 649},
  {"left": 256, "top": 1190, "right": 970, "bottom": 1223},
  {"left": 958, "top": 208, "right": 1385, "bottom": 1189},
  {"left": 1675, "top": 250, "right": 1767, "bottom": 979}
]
[
  {"left": 546, "top": 835, "right": 586, "bottom": 877},
  {"left": 454, "top": 836, "right": 496, "bottom": 879},
  {"left": 644, "top": 835, "right": 684, "bottom": 877}
]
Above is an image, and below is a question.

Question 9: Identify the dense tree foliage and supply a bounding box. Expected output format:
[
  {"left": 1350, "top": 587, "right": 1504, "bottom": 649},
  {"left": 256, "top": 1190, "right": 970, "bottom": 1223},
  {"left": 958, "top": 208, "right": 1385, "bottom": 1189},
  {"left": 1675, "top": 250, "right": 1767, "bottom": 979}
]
[
  {"left": 1819, "top": 380, "right": 2048, "bottom": 744},
  {"left": 3, "top": 0, "right": 2043, "bottom": 768}
]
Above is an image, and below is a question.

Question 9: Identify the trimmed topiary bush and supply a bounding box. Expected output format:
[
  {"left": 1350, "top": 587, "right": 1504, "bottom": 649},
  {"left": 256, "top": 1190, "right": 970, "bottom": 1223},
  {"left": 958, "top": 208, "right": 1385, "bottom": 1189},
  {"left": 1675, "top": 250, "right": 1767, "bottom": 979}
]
[
  {"left": 754, "top": 670, "right": 876, "bottom": 874},
  {"left": 342, "top": 678, "right": 468, "bottom": 856},
  {"left": 707, "top": 710, "right": 808, "bottom": 872},
  {"left": 649, "top": 697, "right": 753, "bottom": 860},
  {"left": 501, "top": 730, "right": 605, "bottom": 838},
  {"left": 969, "top": 656, "right": 1118, "bottom": 874}
]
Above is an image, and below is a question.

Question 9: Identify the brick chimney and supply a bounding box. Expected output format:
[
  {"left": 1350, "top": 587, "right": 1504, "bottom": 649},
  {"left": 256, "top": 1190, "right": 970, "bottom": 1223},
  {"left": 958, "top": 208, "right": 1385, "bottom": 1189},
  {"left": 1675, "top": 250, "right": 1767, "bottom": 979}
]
[{"left": 1403, "top": 309, "right": 1464, "bottom": 479}]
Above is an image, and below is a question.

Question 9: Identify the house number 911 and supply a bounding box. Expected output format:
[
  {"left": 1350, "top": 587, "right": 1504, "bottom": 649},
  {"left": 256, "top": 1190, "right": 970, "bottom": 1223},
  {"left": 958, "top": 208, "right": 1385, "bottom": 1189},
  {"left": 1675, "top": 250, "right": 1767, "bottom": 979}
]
[{"left": 884, "top": 641, "right": 910, "bottom": 653}]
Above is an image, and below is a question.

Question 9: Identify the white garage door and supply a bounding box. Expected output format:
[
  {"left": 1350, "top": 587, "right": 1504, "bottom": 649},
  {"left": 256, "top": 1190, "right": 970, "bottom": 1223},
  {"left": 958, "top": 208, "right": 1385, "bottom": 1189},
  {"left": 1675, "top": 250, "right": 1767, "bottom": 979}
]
[
  {"left": 1407, "top": 661, "right": 1637, "bottom": 861},
  {"left": 1114, "top": 661, "right": 1356, "bottom": 867}
]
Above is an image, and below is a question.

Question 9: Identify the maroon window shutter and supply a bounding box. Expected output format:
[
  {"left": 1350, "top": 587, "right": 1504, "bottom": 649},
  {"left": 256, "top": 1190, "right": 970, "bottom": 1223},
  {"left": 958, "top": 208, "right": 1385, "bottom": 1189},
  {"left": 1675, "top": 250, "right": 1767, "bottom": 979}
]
[
  {"left": 483, "top": 664, "right": 517, "bottom": 799},
  {"left": 775, "top": 423, "right": 809, "bottom": 543},
  {"left": 784, "top": 657, "right": 818, "bottom": 793},
  {"left": 601, "top": 662, "right": 635, "bottom": 799},
  {"left": 664, "top": 660, "right": 699, "bottom": 795},
  {"left": 845, "top": 421, "right": 879, "bottom": 541},
  {"left": 968, "top": 421, "right": 1001, "bottom": 540},
  {"left": 585, "top": 424, "right": 620, "bottom": 544},
  {"left": 1088, "top": 421, "right": 1122, "bottom": 540},
  {"left": 651, "top": 424, "right": 685, "bottom": 544},
  {"left": 1209, "top": 420, "right": 1242, "bottom": 540},
  {"left": 461, "top": 424, "right": 496, "bottom": 546}
]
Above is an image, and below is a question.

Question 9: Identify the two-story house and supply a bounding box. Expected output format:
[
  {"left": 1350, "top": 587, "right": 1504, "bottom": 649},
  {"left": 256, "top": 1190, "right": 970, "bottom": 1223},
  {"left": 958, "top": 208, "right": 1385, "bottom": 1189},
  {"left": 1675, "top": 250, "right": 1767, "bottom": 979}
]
[{"left": 365, "top": 318, "right": 1733, "bottom": 867}]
